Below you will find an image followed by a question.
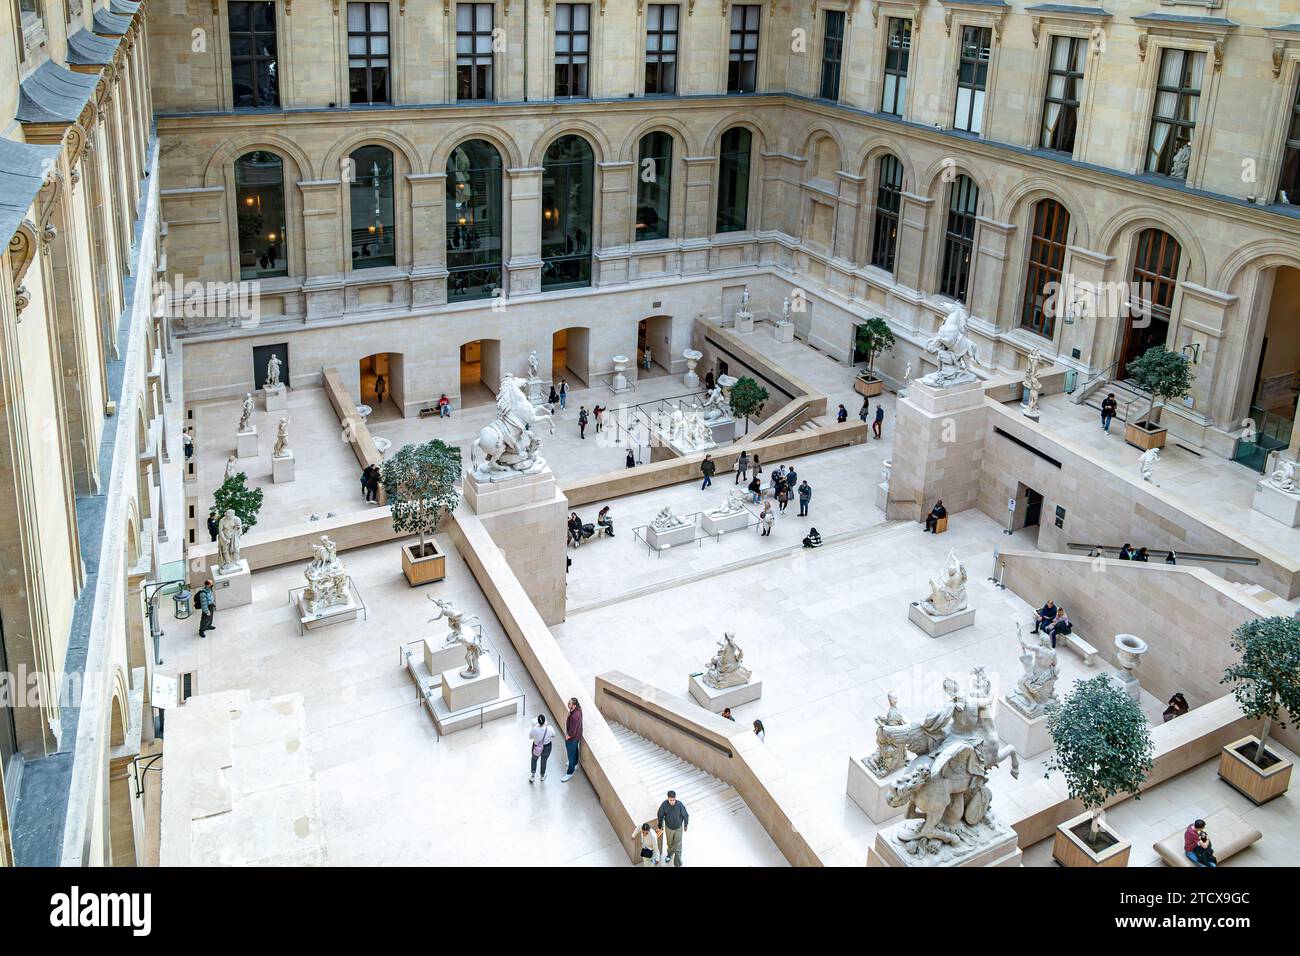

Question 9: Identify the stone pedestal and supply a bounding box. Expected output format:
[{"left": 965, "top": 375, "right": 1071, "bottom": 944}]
[
  {"left": 264, "top": 384, "right": 288, "bottom": 411},
  {"left": 423, "top": 636, "right": 467, "bottom": 676},
  {"left": 773, "top": 321, "right": 795, "bottom": 343},
  {"left": 688, "top": 674, "right": 762, "bottom": 713},
  {"left": 526, "top": 377, "right": 546, "bottom": 406},
  {"left": 995, "top": 699, "right": 1054, "bottom": 758},
  {"left": 867, "top": 813, "right": 1023, "bottom": 867},
  {"left": 888, "top": 380, "right": 987, "bottom": 520},
  {"left": 610, "top": 355, "right": 633, "bottom": 393},
  {"left": 875, "top": 481, "right": 889, "bottom": 513},
  {"left": 1113, "top": 668, "right": 1141, "bottom": 701},
  {"left": 292, "top": 584, "right": 363, "bottom": 631},
  {"left": 705, "top": 417, "right": 736, "bottom": 445},
  {"left": 908, "top": 602, "right": 976, "bottom": 637},
  {"left": 846, "top": 756, "right": 906, "bottom": 824},
  {"left": 272, "top": 452, "right": 295, "bottom": 484},
  {"left": 236, "top": 428, "right": 258, "bottom": 458},
  {"left": 682, "top": 349, "right": 702, "bottom": 389},
  {"left": 1252, "top": 481, "right": 1300, "bottom": 527},
  {"left": 441, "top": 657, "right": 501, "bottom": 711},
  {"left": 734, "top": 311, "right": 754, "bottom": 333},
  {"left": 211, "top": 559, "right": 252, "bottom": 609},
  {"left": 647, "top": 522, "right": 696, "bottom": 550},
  {"left": 702, "top": 509, "right": 749, "bottom": 535}
]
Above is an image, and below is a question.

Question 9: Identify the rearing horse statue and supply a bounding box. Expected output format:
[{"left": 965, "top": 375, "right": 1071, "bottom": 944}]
[{"left": 469, "top": 374, "right": 555, "bottom": 481}]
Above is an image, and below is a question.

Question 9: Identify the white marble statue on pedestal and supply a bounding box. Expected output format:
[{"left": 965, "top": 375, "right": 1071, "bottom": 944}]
[
  {"left": 709, "top": 489, "right": 747, "bottom": 518},
  {"left": 1139, "top": 447, "right": 1159, "bottom": 484},
  {"left": 469, "top": 374, "right": 555, "bottom": 482},
  {"left": 527, "top": 349, "right": 540, "bottom": 380},
  {"left": 1006, "top": 623, "right": 1059, "bottom": 718},
  {"left": 686, "top": 407, "right": 715, "bottom": 450},
  {"left": 863, "top": 691, "right": 910, "bottom": 777},
  {"left": 703, "top": 632, "right": 752, "bottom": 689},
  {"left": 1269, "top": 457, "right": 1299, "bottom": 494},
  {"left": 238, "top": 393, "right": 254, "bottom": 432},
  {"left": 265, "top": 354, "right": 282, "bottom": 389},
  {"left": 740, "top": 284, "right": 750, "bottom": 314},
  {"left": 428, "top": 596, "right": 485, "bottom": 678},
  {"left": 701, "top": 383, "right": 730, "bottom": 422},
  {"left": 918, "top": 302, "right": 983, "bottom": 388},
  {"left": 224, "top": 454, "right": 238, "bottom": 482},
  {"left": 652, "top": 504, "right": 688, "bottom": 532},
  {"left": 216, "top": 509, "right": 243, "bottom": 572},
  {"left": 920, "top": 550, "right": 969, "bottom": 617},
  {"left": 303, "top": 535, "right": 349, "bottom": 615},
  {"left": 272, "top": 417, "right": 291, "bottom": 458},
  {"left": 1023, "top": 349, "right": 1043, "bottom": 421}
]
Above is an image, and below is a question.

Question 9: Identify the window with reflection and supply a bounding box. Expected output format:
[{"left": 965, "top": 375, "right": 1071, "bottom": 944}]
[
  {"left": 939, "top": 174, "right": 978, "bottom": 302},
  {"left": 819, "top": 10, "right": 845, "bottom": 101},
  {"left": 229, "top": 1, "right": 279, "bottom": 109},
  {"left": 554, "top": 3, "right": 590, "bottom": 98},
  {"left": 1039, "top": 35, "right": 1085, "bottom": 154},
  {"left": 540, "top": 135, "right": 594, "bottom": 291},
  {"left": 1020, "top": 199, "right": 1071, "bottom": 337},
  {"left": 456, "top": 3, "right": 494, "bottom": 101},
  {"left": 235, "top": 151, "right": 288, "bottom": 280},
  {"left": 954, "top": 25, "right": 991, "bottom": 134},
  {"left": 645, "top": 4, "right": 679, "bottom": 95},
  {"left": 715, "top": 127, "right": 752, "bottom": 233},
  {"left": 446, "top": 140, "right": 503, "bottom": 302},
  {"left": 636, "top": 132, "right": 672, "bottom": 242},
  {"left": 881, "top": 18, "right": 911, "bottom": 116},
  {"left": 1146, "top": 48, "right": 1203, "bottom": 179},
  {"left": 348, "top": 2, "right": 390, "bottom": 105},
  {"left": 870, "top": 154, "right": 903, "bottom": 274},
  {"left": 727, "top": 4, "right": 760, "bottom": 93},
  {"left": 349, "top": 145, "right": 396, "bottom": 269}
]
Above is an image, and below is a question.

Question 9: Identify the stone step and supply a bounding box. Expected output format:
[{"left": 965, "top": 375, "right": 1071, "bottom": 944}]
[{"left": 610, "top": 723, "right": 746, "bottom": 822}]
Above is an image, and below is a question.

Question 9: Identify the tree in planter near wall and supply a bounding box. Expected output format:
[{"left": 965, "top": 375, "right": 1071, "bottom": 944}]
[
  {"left": 1045, "top": 674, "right": 1154, "bottom": 848},
  {"left": 382, "top": 440, "right": 462, "bottom": 557},
  {"left": 854, "top": 317, "right": 896, "bottom": 380},
  {"left": 213, "top": 471, "right": 264, "bottom": 534},
  {"left": 727, "top": 377, "right": 769, "bottom": 436},
  {"left": 1222, "top": 616, "right": 1300, "bottom": 769},
  {"left": 1125, "top": 345, "right": 1194, "bottom": 429}
]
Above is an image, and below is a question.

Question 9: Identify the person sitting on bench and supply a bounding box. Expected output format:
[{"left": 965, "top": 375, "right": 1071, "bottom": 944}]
[
  {"left": 438, "top": 393, "right": 451, "bottom": 418},
  {"left": 802, "top": 527, "right": 823, "bottom": 549},
  {"left": 597, "top": 506, "right": 614, "bottom": 538},
  {"left": 924, "top": 500, "right": 947, "bottom": 533},
  {"left": 567, "top": 512, "right": 583, "bottom": 547},
  {"left": 1184, "top": 819, "right": 1217, "bottom": 868},
  {"left": 1045, "top": 608, "right": 1072, "bottom": 648},
  {"left": 1032, "top": 600, "right": 1057, "bottom": 634},
  {"left": 1163, "top": 693, "right": 1189, "bottom": 722}
]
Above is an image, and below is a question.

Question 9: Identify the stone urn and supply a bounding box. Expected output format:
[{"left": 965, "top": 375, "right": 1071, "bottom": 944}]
[
  {"left": 374, "top": 437, "right": 392, "bottom": 455},
  {"left": 682, "top": 349, "right": 703, "bottom": 388},
  {"left": 611, "top": 355, "right": 630, "bottom": 392},
  {"left": 1113, "top": 633, "right": 1148, "bottom": 699}
]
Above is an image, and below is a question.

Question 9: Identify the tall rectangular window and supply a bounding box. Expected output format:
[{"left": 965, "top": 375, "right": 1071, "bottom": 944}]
[
  {"left": 348, "top": 3, "right": 390, "bottom": 105},
  {"left": 229, "top": 1, "right": 279, "bottom": 109},
  {"left": 1146, "top": 48, "right": 1203, "bottom": 180},
  {"left": 870, "top": 154, "right": 903, "bottom": 273},
  {"left": 1019, "top": 199, "right": 1071, "bottom": 337},
  {"left": 645, "top": 4, "right": 679, "bottom": 95},
  {"left": 881, "top": 18, "right": 911, "bottom": 116},
  {"left": 1039, "top": 35, "right": 1085, "bottom": 154},
  {"left": 456, "top": 3, "right": 494, "bottom": 101},
  {"left": 1278, "top": 77, "right": 1300, "bottom": 204},
  {"left": 939, "top": 175, "right": 979, "bottom": 302},
  {"left": 819, "top": 10, "right": 845, "bottom": 101},
  {"left": 954, "top": 25, "right": 991, "bottom": 134},
  {"left": 727, "top": 4, "right": 761, "bottom": 93},
  {"left": 554, "top": 4, "right": 590, "bottom": 98}
]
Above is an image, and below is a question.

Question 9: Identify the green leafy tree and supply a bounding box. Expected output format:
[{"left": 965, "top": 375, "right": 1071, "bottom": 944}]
[
  {"left": 854, "top": 318, "right": 896, "bottom": 377},
  {"left": 213, "top": 472, "right": 264, "bottom": 533},
  {"left": 1046, "top": 675, "right": 1154, "bottom": 845},
  {"left": 1222, "top": 616, "right": 1300, "bottom": 768},
  {"left": 1125, "top": 345, "right": 1194, "bottom": 428},
  {"left": 382, "top": 440, "right": 462, "bottom": 555},
  {"left": 728, "top": 377, "right": 769, "bottom": 435}
]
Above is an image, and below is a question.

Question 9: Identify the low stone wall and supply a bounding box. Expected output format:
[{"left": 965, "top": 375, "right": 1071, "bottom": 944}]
[
  {"left": 322, "top": 366, "right": 386, "bottom": 504},
  {"left": 449, "top": 511, "right": 657, "bottom": 864},
  {"left": 694, "top": 322, "right": 825, "bottom": 414},
  {"left": 561, "top": 420, "right": 867, "bottom": 508},
  {"left": 997, "top": 549, "right": 1268, "bottom": 708},
  {"left": 594, "top": 672, "right": 833, "bottom": 867}
]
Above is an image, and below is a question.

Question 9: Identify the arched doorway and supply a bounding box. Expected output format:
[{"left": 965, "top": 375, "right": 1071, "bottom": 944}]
[
  {"left": 1235, "top": 264, "right": 1300, "bottom": 471},
  {"left": 551, "top": 327, "right": 590, "bottom": 387},
  {"left": 359, "top": 353, "right": 406, "bottom": 421},
  {"left": 637, "top": 316, "right": 672, "bottom": 377},
  {"left": 459, "top": 339, "right": 501, "bottom": 408}
]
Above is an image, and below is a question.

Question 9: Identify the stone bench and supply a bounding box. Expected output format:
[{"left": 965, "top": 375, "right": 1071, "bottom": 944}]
[
  {"left": 1153, "top": 809, "right": 1261, "bottom": 867},
  {"left": 1062, "top": 631, "right": 1098, "bottom": 667}
]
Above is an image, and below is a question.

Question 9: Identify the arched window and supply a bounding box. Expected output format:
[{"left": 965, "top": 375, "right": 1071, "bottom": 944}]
[
  {"left": 1121, "top": 228, "right": 1182, "bottom": 369},
  {"left": 938, "top": 174, "right": 978, "bottom": 302},
  {"left": 1020, "top": 199, "right": 1071, "bottom": 337},
  {"left": 636, "top": 131, "right": 673, "bottom": 242},
  {"left": 540, "top": 135, "right": 594, "bottom": 291},
  {"left": 446, "top": 139, "right": 503, "bottom": 302},
  {"left": 234, "top": 150, "right": 288, "bottom": 279},
  {"left": 715, "top": 127, "right": 752, "bottom": 233},
  {"left": 869, "top": 154, "right": 903, "bottom": 273},
  {"left": 349, "top": 145, "right": 396, "bottom": 269}
]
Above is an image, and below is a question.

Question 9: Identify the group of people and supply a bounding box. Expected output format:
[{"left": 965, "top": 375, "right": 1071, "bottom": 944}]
[
  {"left": 576, "top": 403, "right": 605, "bottom": 440},
  {"left": 567, "top": 507, "right": 614, "bottom": 546},
  {"left": 1031, "top": 599, "right": 1073, "bottom": 648},
  {"left": 841, "top": 396, "right": 886, "bottom": 438},
  {"left": 526, "top": 699, "right": 584, "bottom": 785},
  {"left": 1115, "top": 542, "right": 1176, "bottom": 563},
  {"left": 359, "top": 464, "right": 382, "bottom": 503}
]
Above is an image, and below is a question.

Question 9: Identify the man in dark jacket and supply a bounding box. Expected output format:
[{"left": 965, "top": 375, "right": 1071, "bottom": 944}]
[
  {"left": 1101, "top": 392, "right": 1118, "bottom": 433},
  {"left": 924, "top": 500, "right": 947, "bottom": 533},
  {"left": 562, "top": 698, "right": 583, "bottom": 782},
  {"left": 657, "top": 791, "right": 690, "bottom": 867},
  {"left": 206, "top": 509, "right": 219, "bottom": 542},
  {"left": 1033, "top": 600, "right": 1057, "bottom": 634},
  {"left": 700, "top": 454, "right": 716, "bottom": 489},
  {"left": 798, "top": 480, "right": 812, "bottom": 517},
  {"left": 197, "top": 579, "right": 216, "bottom": 638}
]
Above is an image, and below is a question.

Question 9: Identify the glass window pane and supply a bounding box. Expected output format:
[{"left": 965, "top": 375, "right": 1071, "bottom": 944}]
[{"left": 235, "top": 151, "right": 288, "bottom": 280}]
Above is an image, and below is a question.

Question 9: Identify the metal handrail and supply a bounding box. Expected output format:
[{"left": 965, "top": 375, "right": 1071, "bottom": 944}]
[{"left": 1066, "top": 543, "right": 1259, "bottom": 567}]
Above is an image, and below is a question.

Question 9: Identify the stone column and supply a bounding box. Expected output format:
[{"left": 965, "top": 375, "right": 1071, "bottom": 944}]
[
  {"left": 505, "top": 166, "right": 542, "bottom": 296},
  {"left": 832, "top": 171, "right": 865, "bottom": 267},
  {"left": 595, "top": 160, "right": 633, "bottom": 287},
  {"left": 893, "top": 192, "right": 934, "bottom": 294},
  {"left": 1059, "top": 245, "right": 1115, "bottom": 371},
  {"left": 409, "top": 172, "right": 448, "bottom": 308},
  {"left": 1174, "top": 282, "right": 1235, "bottom": 424},
  {"left": 680, "top": 156, "right": 716, "bottom": 275},
  {"left": 967, "top": 217, "right": 1015, "bottom": 328},
  {"left": 887, "top": 381, "right": 988, "bottom": 521},
  {"left": 298, "top": 179, "right": 345, "bottom": 319}
]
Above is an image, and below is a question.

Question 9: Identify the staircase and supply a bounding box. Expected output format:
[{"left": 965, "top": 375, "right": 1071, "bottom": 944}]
[
  {"left": 795, "top": 419, "right": 820, "bottom": 434},
  {"left": 611, "top": 723, "right": 746, "bottom": 823},
  {"left": 1233, "top": 581, "right": 1298, "bottom": 616}
]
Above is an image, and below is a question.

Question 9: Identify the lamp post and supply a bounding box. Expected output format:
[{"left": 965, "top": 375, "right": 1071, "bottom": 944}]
[{"left": 144, "top": 579, "right": 190, "bottom": 666}]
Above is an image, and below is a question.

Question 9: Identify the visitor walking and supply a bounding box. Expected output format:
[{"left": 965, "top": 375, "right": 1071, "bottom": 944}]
[
  {"left": 701, "top": 453, "right": 716, "bottom": 489},
  {"left": 374, "top": 374, "right": 386, "bottom": 406},
  {"left": 859, "top": 397, "right": 869, "bottom": 422},
  {"left": 753, "top": 719, "right": 765, "bottom": 742},
  {"left": 593, "top": 405, "right": 604, "bottom": 433},
  {"left": 759, "top": 501, "right": 775, "bottom": 536},
  {"left": 548, "top": 385, "right": 560, "bottom": 412},
  {"left": 634, "top": 822, "right": 659, "bottom": 866},
  {"left": 559, "top": 380, "right": 568, "bottom": 410},
  {"left": 837, "top": 404, "right": 848, "bottom": 423},
  {"left": 735, "top": 450, "right": 750, "bottom": 483},
  {"left": 528, "top": 714, "right": 556, "bottom": 783},
  {"left": 578, "top": 406, "right": 589, "bottom": 439},
  {"left": 183, "top": 431, "right": 194, "bottom": 460},
  {"left": 798, "top": 480, "right": 812, "bottom": 516},
  {"left": 364, "top": 464, "right": 381, "bottom": 503},
  {"left": 657, "top": 791, "right": 689, "bottom": 867},
  {"left": 786, "top": 465, "right": 797, "bottom": 495},
  {"left": 196, "top": 579, "right": 216, "bottom": 638},
  {"left": 562, "top": 698, "right": 583, "bottom": 782},
  {"left": 1101, "top": 392, "right": 1118, "bottom": 433},
  {"left": 752, "top": 454, "right": 763, "bottom": 481},
  {"left": 873, "top": 405, "right": 885, "bottom": 439},
  {"left": 626, "top": 448, "right": 636, "bottom": 469},
  {"left": 642, "top": 348, "right": 652, "bottom": 372},
  {"left": 777, "top": 483, "right": 790, "bottom": 513},
  {"left": 206, "top": 508, "right": 219, "bottom": 543}
]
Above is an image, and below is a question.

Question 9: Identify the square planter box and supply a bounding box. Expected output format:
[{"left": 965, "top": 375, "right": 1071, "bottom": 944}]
[
  {"left": 402, "top": 541, "right": 447, "bottom": 586},
  {"left": 854, "top": 375, "right": 885, "bottom": 399},
  {"left": 1052, "top": 811, "right": 1131, "bottom": 867},
  {"left": 1124, "top": 420, "right": 1167, "bottom": 451},
  {"left": 1218, "top": 735, "right": 1293, "bottom": 805}
]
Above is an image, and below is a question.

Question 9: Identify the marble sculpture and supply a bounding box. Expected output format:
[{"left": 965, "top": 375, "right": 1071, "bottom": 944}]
[
  {"left": 429, "top": 596, "right": 486, "bottom": 678},
  {"left": 238, "top": 392, "right": 254, "bottom": 432},
  {"left": 1139, "top": 447, "right": 1159, "bottom": 483},
  {"left": 303, "top": 535, "right": 349, "bottom": 615},
  {"left": 1269, "top": 458, "right": 1298, "bottom": 493},
  {"left": 919, "top": 550, "right": 969, "bottom": 617},
  {"left": 919, "top": 302, "right": 982, "bottom": 388},
  {"left": 709, "top": 489, "right": 748, "bottom": 518},
  {"left": 265, "top": 354, "right": 282, "bottom": 388},
  {"left": 216, "top": 509, "right": 243, "bottom": 573},
  {"left": 864, "top": 691, "right": 909, "bottom": 777},
  {"left": 1006, "top": 623, "right": 1059, "bottom": 718},
  {"left": 703, "top": 632, "right": 751, "bottom": 689},
  {"left": 273, "top": 417, "right": 291, "bottom": 458},
  {"left": 469, "top": 374, "right": 555, "bottom": 481},
  {"left": 652, "top": 505, "right": 688, "bottom": 532}
]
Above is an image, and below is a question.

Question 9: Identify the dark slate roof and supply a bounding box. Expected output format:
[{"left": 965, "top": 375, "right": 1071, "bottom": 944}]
[
  {"left": 110, "top": 0, "right": 142, "bottom": 13},
  {"left": 1132, "top": 13, "right": 1239, "bottom": 28},
  {"left": 1268, "top": 23, "right": 1300, "bottom": 33},
  {"left": 0, "top": 137, "right": 62, "bottom": 247},
  {"left": 66, "top": 26, "right": 121, "bottom": 66},
  {"left": 1025, "top": 4, "right": 1111, "bottom": 17},
  {"left": 93, "top": 7, "right": 132, "bottom": 35},
  {"left": 16, "top": 60, "right": 98, "bottom": 125}
]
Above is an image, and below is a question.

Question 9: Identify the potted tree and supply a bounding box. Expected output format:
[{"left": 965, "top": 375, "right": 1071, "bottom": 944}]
[
  {"left": 1123, "top": 345, "right": 1194, "bottom": 451},
  {"left": 382, "top": 440, "right": 462, "bottom": 586},
  {"left": 213, "top": 471, "right": 264, "bottom": 535},
  {"left": 1219, "top": 616, "right": 1300, "bottom": 804},
  {"left": 728, "top": 377, "right": 769, "bottom": 436},
  {"left": 1047, "top": 674, "right": 1154, "bottom": 867},
  {"left": 853, "top": 318, "right": 896, "bottom": 399}
]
